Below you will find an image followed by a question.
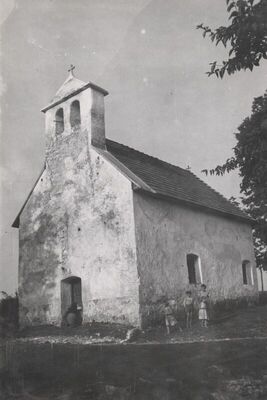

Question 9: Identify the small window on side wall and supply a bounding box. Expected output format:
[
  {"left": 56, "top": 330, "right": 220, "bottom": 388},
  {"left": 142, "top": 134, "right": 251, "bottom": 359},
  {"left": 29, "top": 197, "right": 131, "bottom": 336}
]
[
  {"left": 70, "top": 100, "right": 81, "bottom": 128},
  {"left": 187, "top": 253, "right": 202, "bottom": 285},
  {"left": 55, "top": 108, "right": 64, "bottom": 134},
  {"left": 242, "top": 260, "right": 253, "bottom": 285}
]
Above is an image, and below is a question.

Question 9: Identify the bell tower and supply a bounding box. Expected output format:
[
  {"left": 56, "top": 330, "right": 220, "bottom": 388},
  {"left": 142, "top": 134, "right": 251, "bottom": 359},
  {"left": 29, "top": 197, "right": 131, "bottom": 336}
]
[{"left": 41, "top": 66, "right": 109, "bottom": 152}]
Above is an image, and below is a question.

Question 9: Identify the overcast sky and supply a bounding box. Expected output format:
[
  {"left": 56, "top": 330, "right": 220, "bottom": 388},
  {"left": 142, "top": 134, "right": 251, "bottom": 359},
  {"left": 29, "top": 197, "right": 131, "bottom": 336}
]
[{"left": 0, "top": 0, "right": 266, "bottom": 294}]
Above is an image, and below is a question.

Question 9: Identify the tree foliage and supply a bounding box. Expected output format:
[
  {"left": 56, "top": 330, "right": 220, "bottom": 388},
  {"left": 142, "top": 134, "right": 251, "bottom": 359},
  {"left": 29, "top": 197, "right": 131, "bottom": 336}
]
[
  {"left": 199, "top": 0, "right": 267, "bottom": 269},
  {"left": 203, "top": 93, "right": 267, "bottom": 269},
  {"left": 197, "top": 0, "right": 267, "bottom": 78}
]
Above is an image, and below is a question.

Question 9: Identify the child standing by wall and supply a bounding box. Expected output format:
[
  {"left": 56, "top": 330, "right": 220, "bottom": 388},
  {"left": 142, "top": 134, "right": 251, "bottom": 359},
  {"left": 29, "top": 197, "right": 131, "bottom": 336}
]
[
  {"left": 164, "top": 299, "right": 178, "bottom": 335},
  {"left": 200, "top": 284, "right": 209, "bottom": 301},
  {"left": 183, "top": 290, "right": 194, "bottom": 328},
  {"left": 199, "top": 297, "right": 208, "bottom": 327},
  {"left": 199, "top": 283, "right": 209, "bottom": 327}
]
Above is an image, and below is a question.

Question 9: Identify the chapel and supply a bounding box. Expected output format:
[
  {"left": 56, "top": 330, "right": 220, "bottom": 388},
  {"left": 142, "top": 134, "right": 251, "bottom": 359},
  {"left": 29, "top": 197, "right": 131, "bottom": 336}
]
[{"left": 13, "top": 69, "right": 258, "bottom": 327}]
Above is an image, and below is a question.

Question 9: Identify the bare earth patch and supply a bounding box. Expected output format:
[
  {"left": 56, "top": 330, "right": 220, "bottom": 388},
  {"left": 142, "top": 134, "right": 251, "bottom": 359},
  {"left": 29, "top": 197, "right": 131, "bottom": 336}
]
[{"left": 14, "top": 304, "right": 267, "bottom": 345}]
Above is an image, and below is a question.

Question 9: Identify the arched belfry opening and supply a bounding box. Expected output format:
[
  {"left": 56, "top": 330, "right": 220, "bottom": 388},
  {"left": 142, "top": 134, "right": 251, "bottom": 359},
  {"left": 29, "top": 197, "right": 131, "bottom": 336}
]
[
  {"left": 61, "top": 276, "right": 82, "bottom": 324},
  {"left": 55, "top": 108, "right": 64, "bottom": 134},
  {"left": 70, "top": 100, "right": 81, "bottom": 128}
]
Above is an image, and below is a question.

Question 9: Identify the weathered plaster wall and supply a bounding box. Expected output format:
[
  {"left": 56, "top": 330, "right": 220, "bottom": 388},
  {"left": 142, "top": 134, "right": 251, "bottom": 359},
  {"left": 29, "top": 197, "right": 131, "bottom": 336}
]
[
  {"left": 65, "top": 148, "right": 140, "bottom": 326},
  {"left": 19, "top": 89, "right": 140, "bottom": 327},
  {"left": 133, "top": 192, "right": 258, "bottom": 326}
]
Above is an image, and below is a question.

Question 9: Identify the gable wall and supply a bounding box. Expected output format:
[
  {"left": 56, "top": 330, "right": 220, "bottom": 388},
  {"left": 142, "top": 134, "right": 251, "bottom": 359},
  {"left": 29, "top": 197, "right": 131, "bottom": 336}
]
[
  {"left": 133, "top": 192, "right": 258, "bottom": 326},
  {"left": 18, "top": 117, "right": 140, "bottom": 327}
]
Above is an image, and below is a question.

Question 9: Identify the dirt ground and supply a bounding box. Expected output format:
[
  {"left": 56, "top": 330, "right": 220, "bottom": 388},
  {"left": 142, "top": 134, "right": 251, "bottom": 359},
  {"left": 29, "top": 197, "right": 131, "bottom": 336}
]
[{"left": 16, "top": 304, "right": 267, "bottom": 344}]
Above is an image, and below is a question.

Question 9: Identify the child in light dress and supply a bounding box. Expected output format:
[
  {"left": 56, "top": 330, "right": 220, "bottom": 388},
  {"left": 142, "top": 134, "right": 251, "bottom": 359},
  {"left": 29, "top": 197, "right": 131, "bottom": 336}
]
[
  {"left": 199, "top": 297, "right": 208, "bottom": 327},
  {"left": 183, "top": 290, "right": 194, "bottom": 329},
  {"left": 198, "top": 284, "right": 209, "bottom": 327}
]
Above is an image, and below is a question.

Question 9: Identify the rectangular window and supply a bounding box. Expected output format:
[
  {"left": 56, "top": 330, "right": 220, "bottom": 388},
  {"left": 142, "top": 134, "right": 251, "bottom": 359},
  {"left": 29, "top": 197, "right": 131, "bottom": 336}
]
[
  {"left": 187, "top": 254, "right": 202, "bottom": 285},
  {"left": 242, "top": 260, "right": 253, "bottom": 285}
]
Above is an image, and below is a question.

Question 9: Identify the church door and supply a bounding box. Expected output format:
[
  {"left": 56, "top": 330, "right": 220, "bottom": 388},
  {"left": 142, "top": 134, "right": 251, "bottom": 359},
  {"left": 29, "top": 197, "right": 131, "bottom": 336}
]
[{"left": 61, "top": 276, "right": 82, "bottom": 319}]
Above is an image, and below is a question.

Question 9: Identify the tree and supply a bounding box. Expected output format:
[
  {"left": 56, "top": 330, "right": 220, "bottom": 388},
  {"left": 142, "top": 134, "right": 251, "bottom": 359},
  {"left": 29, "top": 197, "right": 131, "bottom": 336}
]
[
  {"left": 203, "top": 93, "right": 267, "bottom": 270},
  {"left": 197, "top": 0, "right": 267, "bottom": 78},
  {"left": 198, "top": 0, "right": 267, "bottom": 270}
]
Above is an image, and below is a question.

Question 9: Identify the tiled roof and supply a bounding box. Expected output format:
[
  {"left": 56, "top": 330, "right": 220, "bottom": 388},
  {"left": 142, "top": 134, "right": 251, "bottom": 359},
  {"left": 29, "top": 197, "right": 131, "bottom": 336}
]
[{"left": 105, "top": 139, "right": 251, "bottom": 223}]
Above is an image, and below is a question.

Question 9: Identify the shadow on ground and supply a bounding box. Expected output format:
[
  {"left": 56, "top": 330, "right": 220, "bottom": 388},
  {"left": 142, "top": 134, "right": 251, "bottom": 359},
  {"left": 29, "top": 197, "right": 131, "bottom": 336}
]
[{"left": 0, "top": 305, "right": 267, "bottom": 399}]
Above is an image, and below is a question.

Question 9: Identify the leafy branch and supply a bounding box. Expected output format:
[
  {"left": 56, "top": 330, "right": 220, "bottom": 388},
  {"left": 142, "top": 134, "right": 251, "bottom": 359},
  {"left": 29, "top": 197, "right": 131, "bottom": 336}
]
[
  {"left": 197, "top": 0, "right": 267, "bottom": 78},
  {"left": 202, "top": 92, "right": 267, "bottom": 269},
  {"left": 202, "top": 157, "right": 238, "bottom": 176}
]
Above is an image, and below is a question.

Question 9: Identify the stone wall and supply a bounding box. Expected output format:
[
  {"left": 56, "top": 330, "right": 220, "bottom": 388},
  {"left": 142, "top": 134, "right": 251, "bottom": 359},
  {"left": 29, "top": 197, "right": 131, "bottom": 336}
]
[{"left": 133, "top": 192, "right": 258, "bottom": 327}]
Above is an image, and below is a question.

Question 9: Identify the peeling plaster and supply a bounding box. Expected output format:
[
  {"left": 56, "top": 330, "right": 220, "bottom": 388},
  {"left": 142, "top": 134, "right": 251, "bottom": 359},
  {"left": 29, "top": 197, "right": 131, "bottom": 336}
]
[{"left": 19, "top": 87, "right": 140, "bottom": 327}]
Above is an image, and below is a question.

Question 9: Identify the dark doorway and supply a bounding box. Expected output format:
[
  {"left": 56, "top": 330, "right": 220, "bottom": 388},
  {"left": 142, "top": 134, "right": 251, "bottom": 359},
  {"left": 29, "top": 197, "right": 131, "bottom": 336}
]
[{"left": 61, "top": 276, "right": 82, "bottom": 321}]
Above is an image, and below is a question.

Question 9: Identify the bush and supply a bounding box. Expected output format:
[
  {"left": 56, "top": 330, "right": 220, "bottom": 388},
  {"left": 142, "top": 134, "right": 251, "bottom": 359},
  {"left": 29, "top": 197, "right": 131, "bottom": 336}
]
[{"left": 0, "top": 292, "right": 19, "bottom": 337}]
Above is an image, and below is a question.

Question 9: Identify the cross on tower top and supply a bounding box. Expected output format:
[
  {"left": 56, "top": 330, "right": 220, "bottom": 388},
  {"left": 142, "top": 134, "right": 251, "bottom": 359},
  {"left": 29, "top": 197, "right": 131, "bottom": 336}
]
[{"left": 68, "top": 64, "right": 75, "bottom": 77}]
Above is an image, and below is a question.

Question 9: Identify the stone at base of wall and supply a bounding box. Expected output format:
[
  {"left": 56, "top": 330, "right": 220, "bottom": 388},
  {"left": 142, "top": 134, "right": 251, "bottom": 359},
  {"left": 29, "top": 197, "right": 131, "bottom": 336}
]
[
  {"left": 83, "top": 296, "right": 141, "bottom": 327},
  {"left": 18, "top": 296, "right": 141, "bottom": 328}
]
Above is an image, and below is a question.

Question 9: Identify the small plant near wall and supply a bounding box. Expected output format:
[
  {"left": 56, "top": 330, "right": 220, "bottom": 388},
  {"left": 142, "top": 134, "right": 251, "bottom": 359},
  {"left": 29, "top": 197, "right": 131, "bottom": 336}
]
[{"left": 0, "top": 291, "right": 19, "bottom": 338}]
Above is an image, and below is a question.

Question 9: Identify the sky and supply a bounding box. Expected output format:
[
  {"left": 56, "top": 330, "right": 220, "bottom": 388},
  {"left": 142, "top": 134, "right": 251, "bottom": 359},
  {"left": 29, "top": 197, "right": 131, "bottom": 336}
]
[{"left": 0, "top": 0, "right": 266, "bottom": 294}]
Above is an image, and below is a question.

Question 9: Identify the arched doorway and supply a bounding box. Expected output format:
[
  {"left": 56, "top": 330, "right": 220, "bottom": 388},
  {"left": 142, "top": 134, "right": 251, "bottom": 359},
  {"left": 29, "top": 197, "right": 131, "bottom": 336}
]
[{"left": 61, "top": 276, "right": 82, "bottom": 323}]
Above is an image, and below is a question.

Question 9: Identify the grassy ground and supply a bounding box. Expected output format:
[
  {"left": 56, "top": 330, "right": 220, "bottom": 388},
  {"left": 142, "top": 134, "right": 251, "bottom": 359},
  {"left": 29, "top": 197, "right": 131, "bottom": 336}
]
[
  {"left": 142, "top": 303, "right": 267, "bottom": 344},
  {"left": 1, "top": 305, "right": 267, "bottom": 399},
  {"left": 1, "top": 337, "right": 267, "bottom": 399}
]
